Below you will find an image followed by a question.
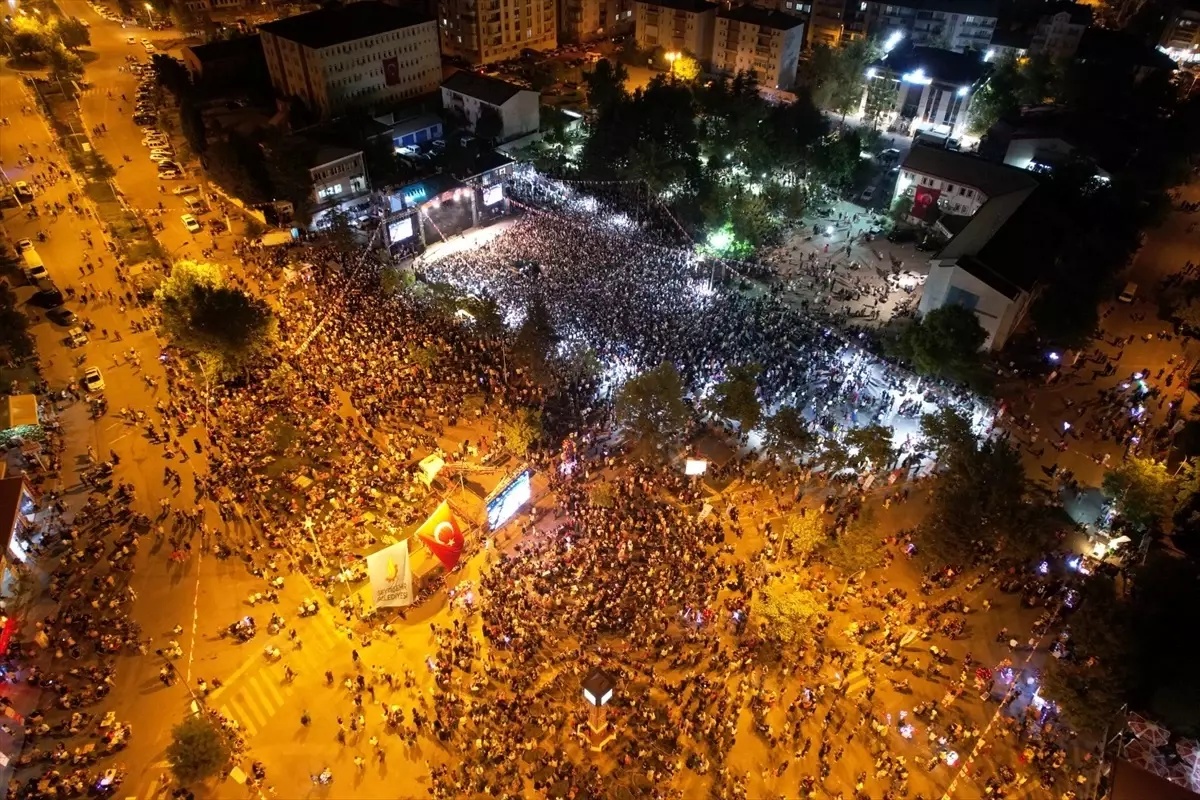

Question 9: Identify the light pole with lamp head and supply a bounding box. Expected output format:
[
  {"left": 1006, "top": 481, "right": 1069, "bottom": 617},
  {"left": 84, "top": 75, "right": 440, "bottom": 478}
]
[{"left": 665, "top": 50, "right": 679, "bottom": 79}]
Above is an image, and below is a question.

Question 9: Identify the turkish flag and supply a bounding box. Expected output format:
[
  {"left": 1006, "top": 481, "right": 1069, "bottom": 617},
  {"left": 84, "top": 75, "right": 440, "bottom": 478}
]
[
  {"left": 912, "top": 186, "right": 941, "bottom": 220},
  {"left": 383, "top": 56, "right": 401, "bottom": 87},
  {"left": 415, "top": 501, "right": 465, "bottom": 571}
]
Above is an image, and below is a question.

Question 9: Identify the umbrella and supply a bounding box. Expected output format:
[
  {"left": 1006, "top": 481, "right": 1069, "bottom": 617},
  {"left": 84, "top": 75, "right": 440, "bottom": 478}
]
[
  {"left": 1177, "top": 739, "right": 1200, "bottom": 767},
  {"left": 1124, "top": 738, "right": 1166, "bottom": 772},
  {"left": 1165, "top": 761, "right": 1194, "bottom": 787},
  {"left": 1128, "top": 712, "right": 1171, "bottom": 747}
]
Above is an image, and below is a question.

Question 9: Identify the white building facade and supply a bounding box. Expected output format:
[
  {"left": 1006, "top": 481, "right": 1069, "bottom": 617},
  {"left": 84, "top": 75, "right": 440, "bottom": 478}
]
[
  {"left": 712, "top": 7, "right": 804, "bottom": 90},
  {"left": 441, "top": 72, "right": 540, "bottom": 142},
  {"left": 259, "top": 2, "right": 441, "bottom": 119}
]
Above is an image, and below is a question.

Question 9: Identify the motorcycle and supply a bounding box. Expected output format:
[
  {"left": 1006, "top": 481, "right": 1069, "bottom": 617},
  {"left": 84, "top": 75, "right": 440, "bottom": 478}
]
[{"left": 263, "top": 646, "right": 281, "bottom": 661}]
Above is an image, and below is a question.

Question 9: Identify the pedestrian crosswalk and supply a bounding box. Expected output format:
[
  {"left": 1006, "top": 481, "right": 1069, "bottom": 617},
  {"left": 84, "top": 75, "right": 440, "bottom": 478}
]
[
  {"left": 123, "top": 761, "right": 171, "bottom": 800},
  {"left": 842, "top": 669, "right": 871, "bottom": 698},
  {"left": 209, "top": 614, "right": 348, "bottom": 739}
]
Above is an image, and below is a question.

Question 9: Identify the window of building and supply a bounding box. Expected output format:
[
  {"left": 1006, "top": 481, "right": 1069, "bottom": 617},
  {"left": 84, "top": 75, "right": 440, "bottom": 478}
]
[{"left": 945, "top": 285, "right": 980, "bottom": 311}]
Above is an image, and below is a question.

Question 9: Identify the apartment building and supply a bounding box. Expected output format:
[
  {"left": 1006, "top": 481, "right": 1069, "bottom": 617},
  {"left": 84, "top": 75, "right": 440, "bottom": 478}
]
[
  {"left": 438, "top": 0, "right": 557, "bottom": 65},
  {"left": 1159, "top": 1, "right": 1200, "bottom": 63},
  {"left": 559, "top": 0, "right": 634, "bottom": 43},
  {"left": 633, "top": 0, "right": 717, "bottom": 64},
  {"left": 441, "top": 71, "right": 540, "bottom": 141},
  {"left": 1029, "top": 3, "right": 1091, "bottom": 61},
  {"left": 866, "top": 0, "right": 998, "bottom": 52},
  {"left": 712, "top": 6, "right": 804, "bottom": 89},
  {"left": 867, "top": 45, "right": 986, "bottom": 140},
  {"left": 258, "top": 2, "right": 441, "bottom": 118}
]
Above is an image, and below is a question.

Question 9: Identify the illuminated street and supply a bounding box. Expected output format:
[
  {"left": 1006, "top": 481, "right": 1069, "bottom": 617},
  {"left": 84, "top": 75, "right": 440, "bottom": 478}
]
[{"left": 2, "top": 2, "right": 1200, "bottom": 800}]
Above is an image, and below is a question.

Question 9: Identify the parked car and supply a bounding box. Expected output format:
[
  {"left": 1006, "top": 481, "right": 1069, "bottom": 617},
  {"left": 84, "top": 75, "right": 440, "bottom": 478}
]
[
  {"left": 82, "top": 367, "right": 105, "bottom": 393},
  {"left": 859, "top": 186, "right": 877, "bottom": 204},
  {"left": 126, "top": 35, "right": 136, "bottom": 44},
  {"left": 172, "top": 184, "right": 199, "bottom": 196},
  {"left": 15, "top": 239, "right": 34, "bottom": 253},
  {"left": 13, "top": 181, "right": 34, "bottom": 202},
  {"left": 181, "top": 213, "right": 201, "bottom": 233},
  {"left": 67, "top": 327, "right": 88, "bottom": 347},
  {"left": 47, "top": 306, "right": 77, "bottom": 326},
  {"left": 158, "top": 168, "right": 183, "bottom": 180},
  {"left": 887, "top": 227, "right": 917, "bottom": 244}
]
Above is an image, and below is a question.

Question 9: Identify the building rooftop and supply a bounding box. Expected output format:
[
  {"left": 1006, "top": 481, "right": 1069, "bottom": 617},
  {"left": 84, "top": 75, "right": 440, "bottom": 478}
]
[
  {"left": 310, "top": 145, "right": 362, "bottom": 169},
  {"left": 913, "top": 0, "right": 1000, "bottom": 15},
  {"left": 876, "top": 44, "right": 989, "bottom": 87},
  {"left": 1042, "top": 2, "right": 1093, "bottom": 25},
  {"left": 635, "top": 0, "right": 718, "bottom": 14},
  {"left": 442, "top": 71, "right": 530, "bottom": 107},
  {"left": 183, "top": 35, "right": 262, "bottom": 63},
  {"left": 902, "top": 144, "right": 1038, "bottom": 198},
  {"left": 258, "top": 1, "right": 432, "bottom": 50},
  {"left": 718, "top": 5, "right": 805, "bottom": 28},
  {"left": 1076, "top": 28, "right": 1177, "bottom": 69},
  {"left": 961, "top": 192, "right": 1058, "bottom": 297}
]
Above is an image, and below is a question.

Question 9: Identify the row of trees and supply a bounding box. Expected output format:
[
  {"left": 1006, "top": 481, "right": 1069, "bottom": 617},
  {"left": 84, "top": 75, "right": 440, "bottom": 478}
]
[
  {"left": 1, "top": 14, "right": 88, "bottom": 75},
  {"left": 534, "top": 61, "right": 870, "bottom": 252}
]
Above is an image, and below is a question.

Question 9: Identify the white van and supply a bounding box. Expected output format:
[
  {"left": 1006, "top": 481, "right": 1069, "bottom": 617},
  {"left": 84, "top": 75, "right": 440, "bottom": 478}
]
[
  {"left": 183, "top": 195, "right": 207, "bottom": 214},
  {"left": 1118, "top": 282, "right": 1137, "bottom": 303},
  {"left": 22, "top": 248, "right": 49, "bottom": 282}
]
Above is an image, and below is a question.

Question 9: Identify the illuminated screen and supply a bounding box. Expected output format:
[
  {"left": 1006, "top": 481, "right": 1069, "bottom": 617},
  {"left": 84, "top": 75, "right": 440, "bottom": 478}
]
[
  {"left": 388, "top": 217, "right": 414, "bottom": 243},
  {"left": 486, "top": 470, "right": 531, "bottom": 530},
  {"left": 483, "top": 185, "right": 504, "bottom": 207}
]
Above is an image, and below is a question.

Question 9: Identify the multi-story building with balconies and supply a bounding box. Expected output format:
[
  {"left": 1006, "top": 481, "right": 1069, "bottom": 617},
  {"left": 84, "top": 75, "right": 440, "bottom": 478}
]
[
  {"left": 633, "top": 0, "right": 717, "bottom": 65},
  {"left": 712, "top": 6, "right": 804, "bottom": 89},
  {"left": 438, "top": 0, "right": 557, "bottom": 64}
]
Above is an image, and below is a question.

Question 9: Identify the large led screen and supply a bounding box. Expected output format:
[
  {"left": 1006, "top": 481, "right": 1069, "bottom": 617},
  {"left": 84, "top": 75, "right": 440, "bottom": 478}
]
[
  {"left": 482, "top": 185, "right": 504, "bottom": 207},
  {"left": 388, "top": 217, "right": 414, "bottom": 243},
  {"left": 486, "top": 470, "right": 531, "bottom": 530}
]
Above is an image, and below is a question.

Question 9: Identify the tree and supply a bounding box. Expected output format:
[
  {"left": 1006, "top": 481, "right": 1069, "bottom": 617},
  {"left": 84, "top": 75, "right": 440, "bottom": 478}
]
[
  {"left": 919, "top": 408, "right": 976, "bottom": 462},
  {"left": 826, "top": 508, "right": 881, "bottom": 575},
  {"left": 890, "top": 195, "right": 913, "bottom": 224},
  {"left": 179, "top": 94, "right": 207, "bottom": 155},
  {"left": 475, "top": 106, "right": 504, "bottom": 144},
  {"left": 54, "top": 18, "right": 91, "bottom": 49},
  {"left": 764, "top": 406, "right": 815, "bottom": 462},
  {"left": 324, "top": 209, "right": 357, "bottom": 251},
  {"left": 668, "top": 51, "right": 700, "bottom": 83},
  {"left": 844, "top": 424, "right": 895, "bottom": 471},
  {"left": 1102, "top": 457, "right": 1176, "bottom": 530},
  {"left": 166, "top": 715, "right": 231, "bottom": 785},
  {"left": 262, "top": 133, "right": 315, "bottom": 226},
  {"left": 862, "top": 75, "right": 898, "bottom": 131},
  {"left": 0, "top": 283, "right": 35, "bottom": 360},
  {"left": 47, "top": 43, "right": 83, "bottom": 76},
  {"left": 582, "top": 58, "right": 629, "bottom": 112},
  {"left": 152, "top": 53, "right": 191, "bottom": 97},
  {"left": 896, "top": 305, "right": 989, "bottom": 390},
  {"left": 379, "top": 265, "right": 415, "bottom": 297},
  {"left": 918, "top": 436, "right": 1028, "bottom": 564},
  {"left": 707, "top": 364, "right": 761, "bottom": 433},
  {"left": 241, "top": 216, "right": 266, "bottom": 239},
  {"left": 157, "top": 261, "right": 278, "bottom": 380},
  {"left": 500, "top": 408, "right": 542, "bottom": 456},
  {"left": 8, "top": 16, "right": 50, "bottom": 58},
  {"left": 967, "top": 54, "right": 1022, "bottom": 135},
  {"left": 805, "top": 39, "right": 877, "bottom": 121},
  {"left": 783, "top": 513, "right": 827, "bottom": 558},
  {"left": 1042, "top": 576, "right": 1131, "bottom": 736},
  {"left": 752, "top": 578, "right": 823, "bottom": 646},
  {"left": 614, "top": 361, "right": 689, "bottom": 453}
]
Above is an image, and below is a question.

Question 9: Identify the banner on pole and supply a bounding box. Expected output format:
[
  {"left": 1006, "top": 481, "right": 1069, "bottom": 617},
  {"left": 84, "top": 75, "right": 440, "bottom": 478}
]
[{"left": 366, "top": 540, "right": 413, "bottom": 608}]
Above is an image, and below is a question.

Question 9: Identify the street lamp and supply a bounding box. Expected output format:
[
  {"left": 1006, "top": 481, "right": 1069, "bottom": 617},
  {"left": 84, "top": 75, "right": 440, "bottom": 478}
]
[
  {"left": 665, "top": 50, "right": 679, "bottom": 78},
  {"left": 144, "top": 2, "right": 154, "bottom": 24},
  {"left": 581, "top": 667, "right": 617, "bottom": 751}
]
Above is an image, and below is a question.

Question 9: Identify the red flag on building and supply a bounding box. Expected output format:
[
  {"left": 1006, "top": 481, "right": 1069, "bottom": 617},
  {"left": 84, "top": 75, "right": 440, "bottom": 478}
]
[
  {"left": 911, "top": 186, "right": 941, "bottom": 220},
  {"left": 383, "top": 57, "right": 401, "bottom": 86},
  {"left": 416, "top": 501, "right": 465, "bottom": 571}
]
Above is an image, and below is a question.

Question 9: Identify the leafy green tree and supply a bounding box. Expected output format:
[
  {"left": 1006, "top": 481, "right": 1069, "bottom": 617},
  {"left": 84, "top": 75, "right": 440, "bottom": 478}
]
[
  {"left": 729, "top": 193, "right": 779, "bottom": 248},
  {"left": 967, "top": 54, "right": 1022, "bottom": 135},
  {"left": 844, "top": 424, "right": 895, "bottom": 471},
  {"left": 582, "top": 58, "right": 629, "bottom": 112},
  {"left": 783, "top": 513, "right": 827, "bottom": 557},
  {"left": 241, "top": 216, "right": 266, "bottom": 239},
  {"left": 707, "top": 364, "right": 762, "bottom": 433},
  {"left": 753, "top": 578, "right": 823, "bottom": 646},
  {"left": 890, "top": 195, "right": 913, "bottom": 224},
  {"left": 262, "top": 133, "right": 315, "bottom": 226},
  {"left": 475, "top": 106, "right": 504, "bottom": 144},
  {"left": 1042, "top": 575, "right": 1131, "bottom": 736},
  {"left": 919, "top": 408, "right": 976, "bottom": 462},
  {"left": 1130, "top": 554, "right": 1200, "bottom": 736},
  {"left": 918, "top": 436, "right": 1028, "bottom": 564},
  {"left": 805, "top": 39, "right": 877, "bottom": 121},
  {"left": 896, "top": 305, "right": 989, "bottom": 391},
  {"left": 826, "top": 508, "right": 881, "bottom": 575},
  {"left": 1102, "top": 457, "right": 1176, "bottom": 530},
  {"left": 614, "top": 361, "right": 689, "bottom": 452},
  {"left": 47, "top": 43, "right": 83, "bottom": 76},
  {"left": 763, "top": 406, "right": 815, "bottom": 462},
  {"left": 0, "top": 283, "right": 35, "bottom": 360},
  {"left": 157, "top": 261, "right": 277, "bottom": 380},
  {"left": 8, "top": 17, "right": 50, "bottom": 58},
  {"left": 500, "top": 408, "right": 542, "bottom": 456},
  {"left": 179, "top": 94, "right": 207, "bottom": 154},
  {"left": 668, "top": 51, "right": 700, "bottom": 83},
  {"left": 324, "top": 209, "right": 357, "bottom": 251},
  {"left": 152, "top": 53, "right": 191, "bottom": 97},
  {"left": 54, "top": 18, "right": 90, "bottom": 49},
  {"left": 862, "top": 75, "right": 898, "bottom": 131},
  {"left": 379, "top": 265, "right": 415, "bottom": 297},
  {"left": 166, "top": 715, "right": 231, "bottom": 785},
  {"left": 589, "top": 481, "right": 616, "bottom": 508}
]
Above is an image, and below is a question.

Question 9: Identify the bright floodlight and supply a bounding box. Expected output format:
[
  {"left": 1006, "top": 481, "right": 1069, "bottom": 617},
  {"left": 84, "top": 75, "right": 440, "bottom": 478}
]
[
  {"left": 707, "top": 229, "right": 732, "bottom": 250},
  {"left": 883, "top": 30, "right": 903, "bottom": 52},
  {"left": 866, "top": 66, "right": 878, "bottom": 79},
  {"left": 957, "top": 85, "right": 969, "bottom": 97},
  {"left": 825, "top": 226, "right": 834, "bottom": 235},
  {"left": 984, "top": 48, "right": 996, "bottom": 62}
]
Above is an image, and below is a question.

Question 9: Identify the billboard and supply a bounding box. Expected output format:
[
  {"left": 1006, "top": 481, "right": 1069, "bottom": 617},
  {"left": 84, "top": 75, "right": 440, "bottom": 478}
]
[
  {"left": 486, "top": 470, "right": 532, "bottom": 530},
  {"left": 912, "top": 186, "right": 941, "bottom": 220},
  {"left": 482, "top": 185, "right": 504, "bottom": 207},
  {"left": 366, "top": 540, "right": 412, "bottom": 608},
  {"left": 685, "top": 458, "right": 708, "bottom": 475},
  {"left": 387, "top": 216, "right": 414, "bottom": 244}
]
